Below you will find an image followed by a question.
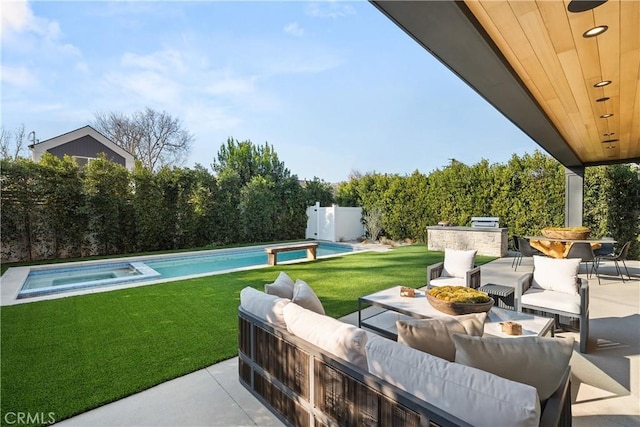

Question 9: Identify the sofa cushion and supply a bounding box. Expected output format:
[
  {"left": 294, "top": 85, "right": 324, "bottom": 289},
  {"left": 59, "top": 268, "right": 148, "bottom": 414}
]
[
  {"left": 292, "top": 279, "right": 325, "bottom": 315},
  {"left": 366, "top": 335, "right": 540, "bottom": 427},
  {"left": 240, "top": 287, "right": 290, "bottom": 328},
  {"left": 283, "top": 302, "right": 367, "bottom": 370},
  {"left": 521, "top": 287, "right": 582, "bottom": 315},
  {"left": 396, "top": 313, "right": 486, "bottom": 361},
  {"left": 532, "top": 255, "right": 580, "bottom": 295},
  {"left": 442, "top": 248, "right": 476, "bottom": 279},
  {"left": 264, "top": 271, "right": 295, "bottom": 299},
  {"left": 428, "top": 276, "right": 467, "bottom": 288},
  {"left": 452, "top": 334, "right": 574, "bottom": 400}
]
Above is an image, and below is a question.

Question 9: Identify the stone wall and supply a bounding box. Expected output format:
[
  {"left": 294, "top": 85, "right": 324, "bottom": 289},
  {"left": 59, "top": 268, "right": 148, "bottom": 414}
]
[{"left": 427, "top": 226, "right": 508, "bottom": 257}]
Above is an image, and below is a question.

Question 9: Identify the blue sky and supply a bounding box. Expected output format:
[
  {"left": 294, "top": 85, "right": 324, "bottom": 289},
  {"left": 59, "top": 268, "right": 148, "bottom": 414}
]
[{"left": 1, "top": 0, "right": 540, "bottom": 183}]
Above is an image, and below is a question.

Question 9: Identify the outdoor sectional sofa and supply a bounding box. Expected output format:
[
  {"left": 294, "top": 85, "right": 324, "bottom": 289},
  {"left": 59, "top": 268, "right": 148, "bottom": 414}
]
[{"left": 238, "top": 285, "right": 573, "bottom": 427}]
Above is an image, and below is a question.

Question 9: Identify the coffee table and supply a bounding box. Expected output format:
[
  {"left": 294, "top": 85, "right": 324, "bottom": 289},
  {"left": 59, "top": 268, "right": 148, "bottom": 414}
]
[{"left": 358, "top": 286, "right": 554, "bottom": 340}]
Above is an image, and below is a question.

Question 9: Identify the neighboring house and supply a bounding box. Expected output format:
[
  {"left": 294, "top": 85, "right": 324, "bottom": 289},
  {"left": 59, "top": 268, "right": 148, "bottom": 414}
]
[{"left": 29, "top": 125, "right": 135, "bottom": 171}]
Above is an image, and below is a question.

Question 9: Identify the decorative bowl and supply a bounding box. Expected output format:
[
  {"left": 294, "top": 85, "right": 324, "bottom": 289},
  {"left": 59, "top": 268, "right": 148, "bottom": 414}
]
[
  {"left": 426, "top": 293, "right": 494, "bottom": 315},
  {"left": 541, "top": 227, "right": 590, "bottom": 240}
]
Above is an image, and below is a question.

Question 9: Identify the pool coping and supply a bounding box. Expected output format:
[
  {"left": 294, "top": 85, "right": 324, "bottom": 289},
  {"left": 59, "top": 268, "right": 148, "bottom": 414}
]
[{"left": 0, "top": 241, "right": 380, "bottom": 306}]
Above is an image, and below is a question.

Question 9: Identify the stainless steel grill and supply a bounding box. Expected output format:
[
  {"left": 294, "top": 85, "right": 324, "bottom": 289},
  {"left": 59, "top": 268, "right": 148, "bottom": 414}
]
[{"left": 471, "top": 217, "right": 500, "bottom": 228}]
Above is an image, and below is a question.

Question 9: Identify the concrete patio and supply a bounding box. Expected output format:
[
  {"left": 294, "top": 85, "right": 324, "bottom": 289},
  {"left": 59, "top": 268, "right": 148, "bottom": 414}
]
[{"left": 57, "top": 255, "right": 640, "bottom": 427}]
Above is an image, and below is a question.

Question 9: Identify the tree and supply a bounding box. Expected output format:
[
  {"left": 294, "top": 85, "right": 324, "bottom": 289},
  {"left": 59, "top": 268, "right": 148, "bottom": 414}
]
[
  {"left": 0, "top": 124, "right": 30, "bottom": 160},
  {"left": 212, "top": 138, "right": 290, "bottom": 185},
  {"left": 302, "top": 177, "right": 335, "bottom": 207},
  {"left": 38, "top": 154, "right": 87, "bottom": 258},
  {"left": 212, "top": 138, "right": 308, "bottom": 242},
  {"left": 93, "top": 107, "right": 193, "bottom": 171},
  {"left": 83, "top": 154, "right": 132, "bottom": 255}
]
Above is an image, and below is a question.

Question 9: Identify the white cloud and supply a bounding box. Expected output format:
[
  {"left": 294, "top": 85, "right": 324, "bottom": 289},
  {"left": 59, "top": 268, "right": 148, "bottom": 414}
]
[
  {"left": 120, "top": 49, "right": 186, "bottom": 74},
  {"left": 0, "top": 0, "right": 32, "bottom": 38},
  {"left": 284, "top": 22, "right": 304, "bottom": 37},
  {"left": 1, "top": 0, "right": 81, "bottom": 58},
  {"left": 205, "top": 76, "right": 257, "bottom": 96},
  {"left": 104, "top": 70, "right": 181, "bottom": 105},
  {"left": 305, "top": 2, "right": 356, "bottom": 19},
  {"left": 184, "top": 103, "right": 243, "bottom": 133},
  {"left": 0, "top": 65, "right": 37, "bottom": 88}
]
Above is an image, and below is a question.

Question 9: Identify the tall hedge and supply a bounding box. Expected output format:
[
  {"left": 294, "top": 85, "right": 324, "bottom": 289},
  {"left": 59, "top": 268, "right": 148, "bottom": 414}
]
[
  {"left": 1, "top": 150, "right": 638, "bottom": 262},
  {"left": 336, "top": 151, "right": 639, "bottom": 259}
]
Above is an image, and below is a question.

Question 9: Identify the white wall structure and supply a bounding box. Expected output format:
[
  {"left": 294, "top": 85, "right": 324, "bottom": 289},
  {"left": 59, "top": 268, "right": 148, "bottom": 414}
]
[{"left": 305, "top": 203, "right": 364, "bottom": 242}]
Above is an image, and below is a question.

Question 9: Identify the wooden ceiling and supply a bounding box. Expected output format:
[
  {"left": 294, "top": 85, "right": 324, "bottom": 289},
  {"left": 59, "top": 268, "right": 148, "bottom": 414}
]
[
  {"left": 372, "top": 0, "right": 640, "bottom": 167},
  {"left": 464, "top": 0, "right": 639, "bottom": 165}
]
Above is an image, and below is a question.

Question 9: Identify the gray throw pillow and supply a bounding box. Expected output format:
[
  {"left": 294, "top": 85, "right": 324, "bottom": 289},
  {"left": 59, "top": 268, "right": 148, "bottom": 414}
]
[{"left": 396, "top": 313, "right": 486, "bottom": 361}]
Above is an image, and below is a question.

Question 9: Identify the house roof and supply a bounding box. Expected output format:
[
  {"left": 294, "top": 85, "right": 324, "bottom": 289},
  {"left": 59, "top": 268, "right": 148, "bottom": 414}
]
[
  {"left": 371, "top": 0, "right": 640, "bottom": 168},
  {"left": 29, "top": 125, "right": 135, "bottom": 161}
]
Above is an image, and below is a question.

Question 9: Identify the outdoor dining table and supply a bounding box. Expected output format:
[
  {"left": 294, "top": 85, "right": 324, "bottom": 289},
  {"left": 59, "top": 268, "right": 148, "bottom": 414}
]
[{"left": 524, "top": 236, "right": 615, "bottom": 259}]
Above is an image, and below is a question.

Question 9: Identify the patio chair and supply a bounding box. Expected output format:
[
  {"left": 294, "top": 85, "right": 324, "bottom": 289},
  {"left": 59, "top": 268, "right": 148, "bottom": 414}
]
[
  {"left": 565, "top": 242, "right": 600, "bottom": 284},
  {"left": 515, "top": 255, "right": 589, "bottom": 353},
  {"left": 514, "top": 237, "right": 545, "bottom": 271},
  {"left": 593, "top": 238, "right": 615, "bottom": 258},
  {"left": 426, "top": 248, "right": 481, "bottom": 289},
  {"left": 597, "top": 241, "right": 632, "bottom": 282}
]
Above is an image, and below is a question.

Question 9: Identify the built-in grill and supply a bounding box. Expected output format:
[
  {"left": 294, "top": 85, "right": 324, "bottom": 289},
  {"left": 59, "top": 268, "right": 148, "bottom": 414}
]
[{"left": 470, "top": 217, "right": 500, "bottom": 228}]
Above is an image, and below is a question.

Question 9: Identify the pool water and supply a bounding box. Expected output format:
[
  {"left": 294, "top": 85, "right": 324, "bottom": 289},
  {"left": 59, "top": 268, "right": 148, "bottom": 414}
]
[
  {"left": 145, "top": 245, "right": 349, "bottom": 278},
  {"left": 18, "top": 242, "right": 356, "bottom": 298},
  {"left": 19, "top": 262, "right": 162, "bottom": 298}
]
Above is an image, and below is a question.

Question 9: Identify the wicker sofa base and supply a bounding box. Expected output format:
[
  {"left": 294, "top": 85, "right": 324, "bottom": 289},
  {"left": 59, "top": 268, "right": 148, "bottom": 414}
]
[{"left": 238, "top": 308, "right": 572, "bottom": 427}]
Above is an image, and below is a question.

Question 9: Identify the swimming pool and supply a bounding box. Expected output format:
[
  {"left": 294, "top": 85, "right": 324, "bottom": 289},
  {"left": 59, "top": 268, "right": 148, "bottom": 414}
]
[{"left": 15, "top": 242, "right": 358, "bottom": 299}]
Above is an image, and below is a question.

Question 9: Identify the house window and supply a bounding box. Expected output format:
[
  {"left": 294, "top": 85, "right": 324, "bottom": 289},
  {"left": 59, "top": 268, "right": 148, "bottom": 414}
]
[{"left": 72, "top": 156, "right": 96, "bottom": 168}]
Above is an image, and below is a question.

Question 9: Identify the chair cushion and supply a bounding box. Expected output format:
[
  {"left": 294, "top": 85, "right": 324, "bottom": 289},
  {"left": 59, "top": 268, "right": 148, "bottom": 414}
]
[
  {"left": 532, "top": 255, "right": 580, "bottom": 295},
  {"left": 442, "top": 248, "right": 476, "bottom": 278},
  {"left": 521, "top": 288, "right": 582, "bottom": 315},
  {"left": 264, "top": 271, "right": 295, "bottom": 299},
  {"left": 366, "top": 335, "right": 541, "bottom": 427},
  {"left": 428, "top": 276, "right": 467, "bottom": 287},
  {"left": 283, "top": 303, "right": 368, "bottom": 370},
  {"left": 240, "top": 286, "right": 290, "bottom": 328},
  {"left": 452, "top": 334, "right": 574, "bottom": 401},
  {"left": 396, "top": 313, "right": 486, "bottom": 361},
  {"left": 292, "top": 279, "right": 325, "bottom": 314}
]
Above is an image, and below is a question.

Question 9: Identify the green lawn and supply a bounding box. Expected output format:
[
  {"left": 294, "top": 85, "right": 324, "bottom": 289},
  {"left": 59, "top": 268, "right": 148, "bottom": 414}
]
[{"left": 0, "top": 245, "right": 493, "bottom": 426}]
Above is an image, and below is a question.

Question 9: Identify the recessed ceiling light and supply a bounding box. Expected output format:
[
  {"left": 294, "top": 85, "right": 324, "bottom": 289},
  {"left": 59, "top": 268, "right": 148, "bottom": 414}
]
[
  {"left": 603, "top": 132, "right": 615, "bottom": 136},
  {"left": 600, "top": 113, "right": 614, "bottom": 118},
  {"left": 594, "top": 80, "right": 612, "bottom": 87},
  {"left": 596, "top": 97, "right": 610, "bottom": 102},
  {"left": 568, "top": 0, "right": 608, "bottom": 13},
  {"left": 583, "top": 25, "right": 608, "bottom": 38},
  {"left": 602, "top": 139, "right": 619, "bottom": 143}
]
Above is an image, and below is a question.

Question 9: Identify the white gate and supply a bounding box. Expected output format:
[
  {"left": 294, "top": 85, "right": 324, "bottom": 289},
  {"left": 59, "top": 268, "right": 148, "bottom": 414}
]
[{"left": 305, "top": 203, "right": 364, "bottom": 242}]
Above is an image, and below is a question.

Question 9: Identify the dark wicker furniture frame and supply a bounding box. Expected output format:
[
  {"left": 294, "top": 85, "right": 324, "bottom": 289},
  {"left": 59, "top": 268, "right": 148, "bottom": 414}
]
[{"left": 238, "top": 307, "right": 572, "bottom": 427}]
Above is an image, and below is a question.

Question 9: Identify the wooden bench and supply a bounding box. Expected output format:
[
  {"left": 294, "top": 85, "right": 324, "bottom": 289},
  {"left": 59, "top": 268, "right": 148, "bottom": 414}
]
[{"left": 265, "top": 243, "right": 318, "bottom": 266}]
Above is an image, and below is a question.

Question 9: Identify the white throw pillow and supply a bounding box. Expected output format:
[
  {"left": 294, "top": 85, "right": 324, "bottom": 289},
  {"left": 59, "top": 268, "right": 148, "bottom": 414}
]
[
  {"left": 240, "top": 286, "right": 290, "bottom": 328},
  {"left": 283, "top": 303, "right": 368, "bottom": 370},
  {"left": 264, "top": 271, "right": 295, "bottom": 299},
  {"left": 532, "top": 255, "right": 580, "bottom": 295},
  {"left": 452, "top": 334, "right": 575, "bottom": 401},
  {"left": 442, "top": 248, "right": 476, "bottom": 279},
  {"left": 396, "top": 313, "right": 486, "bottom": 361},
  {"left": 292, "top": 279, "right": 325, "bottom": 315},
  {"left": 366, "top": 335, "right": 541, "bottom": 427}
]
